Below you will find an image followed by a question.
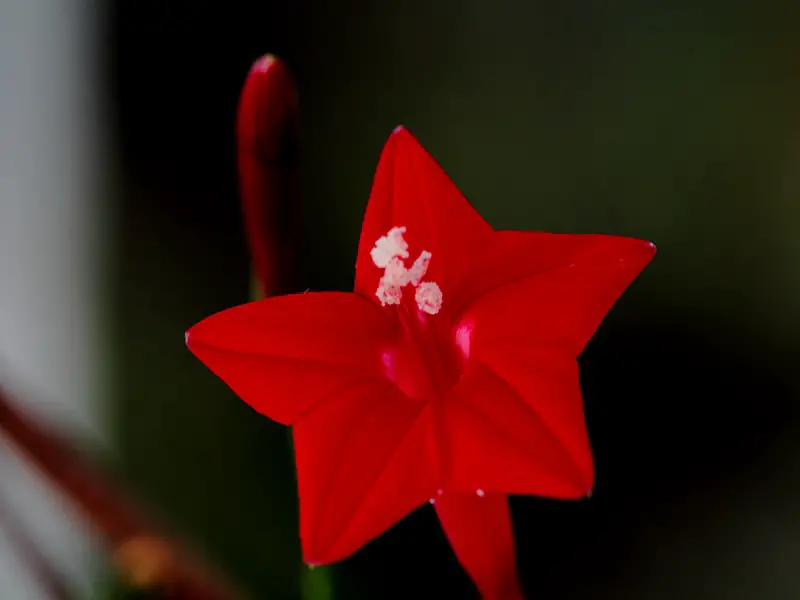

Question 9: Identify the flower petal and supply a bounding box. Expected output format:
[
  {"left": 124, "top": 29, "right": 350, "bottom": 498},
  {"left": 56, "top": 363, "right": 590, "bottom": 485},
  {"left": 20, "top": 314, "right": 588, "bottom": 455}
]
[
  {"left": 185, "top": 292, "right": 394, "bottom": 425},
  {"left": 293, "top": 382, "right": 436, "bottom": 563},
  {"left": 355, "top": 127, "right": 493, "bottom": 306},
  {"left": 454, "top": 231, "right": 656, "bottom": 357},
  {"left": 434, "top": 493, "right": 524, "bottom": 600},
  {"left": 479, "top": 345, "right": 594, "bottom": 490},
  {"left": 437, "top": 361, "right": 590, "bottom": 498}
]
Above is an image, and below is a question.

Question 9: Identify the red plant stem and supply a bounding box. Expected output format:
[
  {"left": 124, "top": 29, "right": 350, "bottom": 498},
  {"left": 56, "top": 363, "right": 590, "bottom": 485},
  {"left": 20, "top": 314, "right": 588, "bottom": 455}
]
[
  {"left": 0, "top": 387, "right": 244, "bottom": 600},
  {"left": 237, "top": 54, "right": 300, "bottom": 298}
]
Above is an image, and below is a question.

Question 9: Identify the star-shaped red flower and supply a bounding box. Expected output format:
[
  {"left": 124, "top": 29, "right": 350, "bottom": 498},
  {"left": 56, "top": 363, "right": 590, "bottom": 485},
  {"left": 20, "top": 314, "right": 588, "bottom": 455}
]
[{"left": 186, "top": 127, "right": 655, "bottom": 599}]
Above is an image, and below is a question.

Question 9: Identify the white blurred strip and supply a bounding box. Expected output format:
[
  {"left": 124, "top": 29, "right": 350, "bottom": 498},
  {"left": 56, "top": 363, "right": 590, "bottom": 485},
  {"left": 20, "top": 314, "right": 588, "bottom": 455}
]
[
  {"left": 0, "top": 527, "right": 47, "bottom": 600},
  {"left": 1, "top": 438, "right": 105, "bottom": 599},
  {"left": 0, "top": 0, "right": 107, "bottom": 597}
]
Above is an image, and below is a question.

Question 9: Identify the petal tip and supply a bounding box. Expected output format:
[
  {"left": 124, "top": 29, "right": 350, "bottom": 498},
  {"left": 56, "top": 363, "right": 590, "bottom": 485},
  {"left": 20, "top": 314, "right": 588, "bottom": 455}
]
[
  {"left": 184, "top": 323, "right": 206, "bottom": 350},
  {"left": 184, "top": 327, "right": 200, "bottom": 352},
  {"left": 388, "top": 125, "right": 417, "bottom": 145},
  {"left": 250, "top": 53, "right": 279, "bottom": 74}
]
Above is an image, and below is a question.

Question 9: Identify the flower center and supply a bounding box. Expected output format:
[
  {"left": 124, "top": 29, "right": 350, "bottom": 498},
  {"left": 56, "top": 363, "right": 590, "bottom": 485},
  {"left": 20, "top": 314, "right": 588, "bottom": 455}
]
[
  {"left": 381, "top": 300, "right": 463, "bottom": 401},
  {"left": 372, "top": 226, "right": 462, "bottom": 400}
]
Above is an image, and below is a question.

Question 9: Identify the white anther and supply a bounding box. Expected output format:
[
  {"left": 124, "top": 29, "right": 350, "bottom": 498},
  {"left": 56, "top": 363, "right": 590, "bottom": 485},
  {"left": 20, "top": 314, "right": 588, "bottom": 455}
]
[
  {"left": 376, "top": 282, "right": 402, "bottom": 306},
  {"left": 415, "top": 281, "right": 442, "bottom": 315},
  {"left": 371, "top": 228, "right": 443, "bottom": 314},
  {"left": 370, "top": 226, "right": 409, "bottom": 268},
  {"left": 382, "top": 256, "right": 409, "bottom": 287},
  {"left": 407, "top": 250, "right": 431, "bottom": 286}
]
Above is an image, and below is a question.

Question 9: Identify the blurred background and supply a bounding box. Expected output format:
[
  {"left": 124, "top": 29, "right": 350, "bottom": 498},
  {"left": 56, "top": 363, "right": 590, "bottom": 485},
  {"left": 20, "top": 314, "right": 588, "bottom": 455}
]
[{"left": 2, "top": 0, "right": 800, "bottom": 598}]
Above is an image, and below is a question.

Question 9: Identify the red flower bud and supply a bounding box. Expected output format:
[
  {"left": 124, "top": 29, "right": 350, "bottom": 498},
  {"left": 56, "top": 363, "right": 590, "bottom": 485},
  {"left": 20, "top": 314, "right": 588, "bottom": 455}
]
[{"left": 236, "top": 55, "right": 300, "bottom": 298}]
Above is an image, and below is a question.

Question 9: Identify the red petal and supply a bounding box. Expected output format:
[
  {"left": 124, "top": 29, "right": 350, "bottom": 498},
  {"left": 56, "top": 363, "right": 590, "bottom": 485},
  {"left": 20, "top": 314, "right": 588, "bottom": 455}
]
[
  {"left": 354, "top": 127, "right": 492, "bottom": 306},
  {"left": 435, "top": 493, "right": 524, "bottom": 600},
  {"left": 293, "top": 384, "right": 436, "bottom": 563},
  {"left": 437, "top": 361, "right": 589, "bottom": 498},
  {"left": 236, "top": 55, "right": 300, "bottom": 297},
  {"left": 455, "top": 231, "right": 656, "bottom": 357},
  {"left": 478, "top": 345, "right": 593, "bottom": 490},
  {"left": 185, "top": 292, "right": 394, "bottom": 425}
]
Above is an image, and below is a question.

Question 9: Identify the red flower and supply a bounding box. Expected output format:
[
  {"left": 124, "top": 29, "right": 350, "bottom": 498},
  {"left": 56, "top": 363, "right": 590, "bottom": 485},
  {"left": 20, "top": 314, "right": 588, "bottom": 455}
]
[{"left": 186, "top": 127, "right": 656, "bottom": 599}]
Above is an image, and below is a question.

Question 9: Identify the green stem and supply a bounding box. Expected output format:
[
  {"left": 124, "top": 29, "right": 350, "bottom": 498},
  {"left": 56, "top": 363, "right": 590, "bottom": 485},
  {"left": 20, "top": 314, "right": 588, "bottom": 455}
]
[{"left": 252, "top": 275, "right": 334, "bottom": 600}]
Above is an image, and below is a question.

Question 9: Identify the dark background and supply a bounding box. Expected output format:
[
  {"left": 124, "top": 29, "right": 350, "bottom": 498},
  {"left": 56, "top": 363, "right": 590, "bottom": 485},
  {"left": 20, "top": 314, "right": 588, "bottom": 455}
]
[{"left": 106, "top": 1, "right": 800, "bottom": 598}]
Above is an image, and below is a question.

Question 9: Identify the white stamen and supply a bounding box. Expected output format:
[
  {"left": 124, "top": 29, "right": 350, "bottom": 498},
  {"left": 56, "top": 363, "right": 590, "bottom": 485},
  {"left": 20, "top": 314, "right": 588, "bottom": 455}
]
[
  {"left": 429, "top": 498, "right": 436, "bottom": 504},
  {"left": 376, "top": 282, "right": 402, "bottom": 306},
  {"left": 476, "top": 488, "right": 485, "bottom": 497},
  {"left": 407, "top": 250, "right": 431, "bottom": 286},
  {"left": 382, "top": 256, "right": 409, "bottom": 287},
  {"left": 370, "top": 226, "right": 409, "bottom": 268},
  {"left": 371, "top": 227, "right": 443, "bottom": 314},
  {"left": 415, "top": 281, "right": 442, "bottom": 315}
]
